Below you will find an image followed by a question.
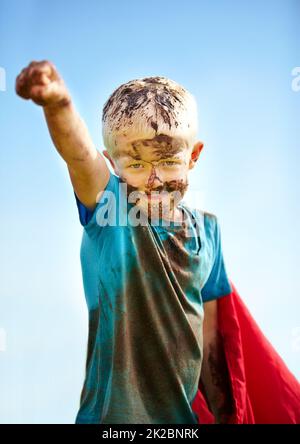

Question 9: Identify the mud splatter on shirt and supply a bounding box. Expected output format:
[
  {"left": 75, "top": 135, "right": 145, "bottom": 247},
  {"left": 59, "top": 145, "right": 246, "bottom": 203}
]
[{"left": 74, "top": 172, "right": 232, "bottom": 424}]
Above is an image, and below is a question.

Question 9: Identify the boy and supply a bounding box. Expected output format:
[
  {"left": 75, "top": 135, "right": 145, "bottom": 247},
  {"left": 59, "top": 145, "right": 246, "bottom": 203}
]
[{"left": 16, "top": 61, "right": 234, "bottom": 424}]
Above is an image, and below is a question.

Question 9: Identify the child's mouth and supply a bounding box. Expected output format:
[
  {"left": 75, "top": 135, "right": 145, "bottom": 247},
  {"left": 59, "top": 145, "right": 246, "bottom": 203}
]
[{"left": 146, "top": 193, "right": 162, "bottom": 201}]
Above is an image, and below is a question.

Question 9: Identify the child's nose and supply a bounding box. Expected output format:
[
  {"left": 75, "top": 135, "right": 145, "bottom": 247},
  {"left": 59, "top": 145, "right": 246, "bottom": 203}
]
[{"left": 146, "top": 166, "right": 163, "bottom": 188}]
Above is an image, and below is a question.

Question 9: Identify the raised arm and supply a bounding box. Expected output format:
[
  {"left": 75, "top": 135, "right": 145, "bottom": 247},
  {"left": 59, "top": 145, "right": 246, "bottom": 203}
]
[
  {"left": 15, "top": 60, "right": 110, "bottom": 210},
  {"left": 200, "top": 299, "right": 235, "bottom": 424}
]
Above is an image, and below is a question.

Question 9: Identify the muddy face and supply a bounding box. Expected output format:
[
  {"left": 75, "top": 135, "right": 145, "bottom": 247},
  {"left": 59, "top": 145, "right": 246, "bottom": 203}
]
[
  {"left": 113, "top": 135, "right": 191, "bottom": 222},
  {"left": 120, "top": 175, "right": 189, "bottom": 222}
]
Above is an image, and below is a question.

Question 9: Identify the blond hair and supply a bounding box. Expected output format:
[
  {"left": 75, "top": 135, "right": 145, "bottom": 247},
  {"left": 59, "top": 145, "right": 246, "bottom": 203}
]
[{"left": 102, "top": 76, "right": 198, "bottom": 156}]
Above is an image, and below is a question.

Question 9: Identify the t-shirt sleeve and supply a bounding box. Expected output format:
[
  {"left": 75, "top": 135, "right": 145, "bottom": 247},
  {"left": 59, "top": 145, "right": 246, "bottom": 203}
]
[
  {"left": 201, "top": 216, "right": 232, "bottom": 303},
  {"left": 74, "top": 170, "right": 118, "bottom": 228},
  {"left": 74, "top": 193, "right": 94, "bottom": 227}
]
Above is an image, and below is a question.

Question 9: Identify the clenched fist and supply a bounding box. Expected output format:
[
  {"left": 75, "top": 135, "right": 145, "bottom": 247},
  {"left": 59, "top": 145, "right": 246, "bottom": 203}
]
[{"left": 15, "top": 60, "right": 71, "bottom": 107}]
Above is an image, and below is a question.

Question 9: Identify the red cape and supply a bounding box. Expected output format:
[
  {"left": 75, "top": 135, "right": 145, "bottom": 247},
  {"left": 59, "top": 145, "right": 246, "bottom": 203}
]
[{"left": 191, "top": 281, "right": 300, "bottom": 424}]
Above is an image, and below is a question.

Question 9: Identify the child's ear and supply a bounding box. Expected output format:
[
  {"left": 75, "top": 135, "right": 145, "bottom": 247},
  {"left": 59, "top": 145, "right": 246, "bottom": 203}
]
[
  {"left": 103, "top": 150, "right": 118, "bottom": 174},
  {"left": 189, "top": 141, "right": 204, "bottom": 169}
]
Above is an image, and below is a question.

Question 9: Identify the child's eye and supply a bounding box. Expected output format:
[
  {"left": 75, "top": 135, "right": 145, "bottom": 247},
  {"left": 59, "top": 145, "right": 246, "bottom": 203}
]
[
  {"left": 160, "top": 161, "right": 178, "bottom": 167},
  {"left": 129, "top": 163, "right": 144, "bottom": 169}
]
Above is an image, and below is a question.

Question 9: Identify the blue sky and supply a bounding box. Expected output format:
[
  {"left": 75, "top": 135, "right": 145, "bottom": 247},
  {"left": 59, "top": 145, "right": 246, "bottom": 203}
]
[{"left": 0, "top": 0, "right": 299, "bottom": 423}]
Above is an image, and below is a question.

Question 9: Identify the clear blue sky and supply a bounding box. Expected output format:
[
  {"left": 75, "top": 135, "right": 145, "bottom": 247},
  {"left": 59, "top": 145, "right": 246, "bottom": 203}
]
[{"left": 0, "top": 0, "right": 299, "bottom": 423}]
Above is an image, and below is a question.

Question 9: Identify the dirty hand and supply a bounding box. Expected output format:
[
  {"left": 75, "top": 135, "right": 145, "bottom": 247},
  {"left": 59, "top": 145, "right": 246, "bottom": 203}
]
[{"left": 15, "top": 60, "right": 71, "bottom": 107}]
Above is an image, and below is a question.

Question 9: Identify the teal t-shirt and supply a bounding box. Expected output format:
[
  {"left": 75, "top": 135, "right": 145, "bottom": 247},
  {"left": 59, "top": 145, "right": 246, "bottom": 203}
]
[{"left": 74, "top": 172, "right": 232, "bottom": 424}]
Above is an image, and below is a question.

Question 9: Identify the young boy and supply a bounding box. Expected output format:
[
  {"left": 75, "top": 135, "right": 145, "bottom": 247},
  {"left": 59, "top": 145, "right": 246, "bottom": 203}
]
[{"left": 16, "top": 61, "right": 234, "bottom": 424}]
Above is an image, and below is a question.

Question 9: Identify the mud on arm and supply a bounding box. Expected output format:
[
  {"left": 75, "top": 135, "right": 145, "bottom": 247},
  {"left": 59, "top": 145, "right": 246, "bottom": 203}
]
[{"left": 15, "top": 60, "right": 110, "bottom": 210}]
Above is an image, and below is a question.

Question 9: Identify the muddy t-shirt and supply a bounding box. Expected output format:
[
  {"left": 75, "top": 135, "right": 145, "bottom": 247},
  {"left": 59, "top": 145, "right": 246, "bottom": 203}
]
[{"left": 73, "top": 172, "right": 232, "bottom": 424}]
